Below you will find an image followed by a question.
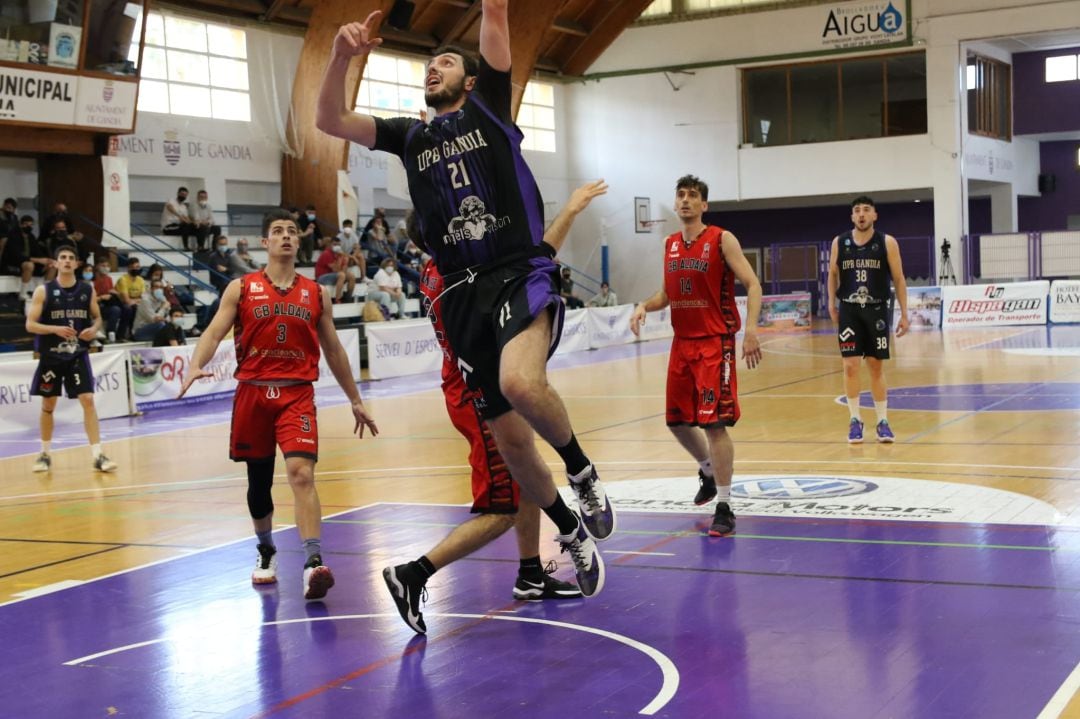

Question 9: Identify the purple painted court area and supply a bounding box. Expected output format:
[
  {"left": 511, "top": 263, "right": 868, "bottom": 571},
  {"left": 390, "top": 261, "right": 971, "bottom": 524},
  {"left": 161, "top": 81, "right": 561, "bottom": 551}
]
[
  {"left": 3, "top": 505, "right": 1078, "bottom": 719},
  {"left": 852, "top": 382, "right": 1080, "bottom": 412}
]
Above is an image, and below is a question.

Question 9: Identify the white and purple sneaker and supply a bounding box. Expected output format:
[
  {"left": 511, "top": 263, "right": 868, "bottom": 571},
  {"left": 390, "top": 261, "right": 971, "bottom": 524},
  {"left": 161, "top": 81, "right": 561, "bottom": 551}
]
[
  {"left": 848, "top": 419, "right": 864, "bottom": 444},
  {"left": 876, "top": 420, "right": 895, "bottom": 443}
]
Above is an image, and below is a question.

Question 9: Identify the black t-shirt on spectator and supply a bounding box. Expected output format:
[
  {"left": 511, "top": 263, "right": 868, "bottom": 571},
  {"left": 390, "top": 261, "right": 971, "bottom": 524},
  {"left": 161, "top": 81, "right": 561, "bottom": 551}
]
[
  {"left": 152, "top": 323, "right": 186, "bottom": 347},
  {"left": 299, "top": 215, "right": 323, "bottom": 243}
]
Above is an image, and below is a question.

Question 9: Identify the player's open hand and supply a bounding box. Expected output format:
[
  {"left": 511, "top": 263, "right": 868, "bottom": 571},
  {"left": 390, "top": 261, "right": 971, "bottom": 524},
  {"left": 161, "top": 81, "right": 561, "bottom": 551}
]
[
  {"left": 334, "top": 11, "right": 383, "bottom": 58},
  {"left": 895, "top": 314, "right": 910, "bottom": 338},
  {"left": 742, "top": 332, "right": 762, "bottom": 369},
  {"left": 77, "top": 327, "right": 97, "bottom": 342},
  {"left": 177, "top": 366, "right": 212, "bottom": 399},
  {"left": 629, "top": 304, "right": 647, "bottom": 337},
  {"left": 352, "top": 399, "right": 379, "bottom": 438},
  {"left": 567, "top": 180, "right": 608, "bottom": 216}
]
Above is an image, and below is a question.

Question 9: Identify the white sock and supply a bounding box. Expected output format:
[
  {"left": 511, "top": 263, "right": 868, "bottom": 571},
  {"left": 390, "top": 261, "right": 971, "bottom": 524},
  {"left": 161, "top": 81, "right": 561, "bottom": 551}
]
[
  {"left": 875, "top": 401, "right": 888, "bottom": 424},
  {"left": 41, "top": 440, "right": 51, "bottom": 454},
  {"left": 20, "top": 281, "right": 31, "bottom": 294},
  {"left": 698, "top": 459, "right": 713, "bottom": 477},
  {"left": 91, "top": 443, "right": 102, "bottom": 460},
  {"left": 716, "top": 485, "right": 731, "bottom": 503},
  {"left": 847, "top": 397, "right": 861, "bottom": 422}
]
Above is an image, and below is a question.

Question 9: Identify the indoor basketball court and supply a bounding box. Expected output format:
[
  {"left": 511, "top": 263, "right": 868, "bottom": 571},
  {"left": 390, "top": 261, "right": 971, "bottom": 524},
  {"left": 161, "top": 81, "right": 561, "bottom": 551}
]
[{"left": 2, "top": 327, "right": 1079, "bottom": 718}]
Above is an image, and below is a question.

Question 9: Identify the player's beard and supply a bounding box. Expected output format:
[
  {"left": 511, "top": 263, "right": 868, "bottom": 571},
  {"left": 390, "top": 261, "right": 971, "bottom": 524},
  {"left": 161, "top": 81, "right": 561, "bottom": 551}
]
[{"left": 425, "top": 75, "right": 467, "bottom": 110}]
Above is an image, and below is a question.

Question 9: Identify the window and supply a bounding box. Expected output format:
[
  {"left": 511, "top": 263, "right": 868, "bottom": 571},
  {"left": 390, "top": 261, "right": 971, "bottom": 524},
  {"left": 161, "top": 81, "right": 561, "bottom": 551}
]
[
  {"left": 743, "top": 53, "right": 926, "bottom": 146},
  {"left": 639, "top": 0, "right": 810, "bottom": 22},
  {"left": 967, "top": 54, "right": 1011, "bottom": 141},
  {"left": 519, "top": 81, "right": 556, "bottom": 153},
  {"left": 129, "top": 12, "right": 250, "bottom": 121},
  {"left": 355, "top": 52, "right": 427, "bottom": 119},
  {"left": 1045, "top": 55, "right": 1079, "bottom": 83}
]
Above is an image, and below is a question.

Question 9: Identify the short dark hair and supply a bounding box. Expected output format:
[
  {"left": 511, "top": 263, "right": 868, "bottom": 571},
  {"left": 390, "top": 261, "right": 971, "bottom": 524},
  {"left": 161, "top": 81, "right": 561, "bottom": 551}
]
[
  {"left": 342, "top": 219, "right": 353, "bottom": 227},
  {"left": 431, "top": 45, "right": 478, "bottom": 78},
  {"left": 851, "top": 195, "right": 875, "bottom": 208},
  {"left": 128, "top": 257, "right": 141, "bottom": 266},
  {"left": 53, "top": 246, "right": 77, "bottom": 260},
  {"left": 177, "top": 186, "right": 188, "bottom": 194},
  {"left": 170, "top": 307, "right": 185, "bottom": 316},
  {"left": 197, "top": 189, "right": 207, "bottom": 196},
  {"left": 675, "top": 175, "right": 709, "bottom": 202},
  {"left": 3, "top": 197, "right": 16, "bottom": 207},
  {"left": 262, "top": 208, "right": 296, "bottom": 237},
  {"left": 19, "top": 215, "right": 33, "bottom": 224},
  {"left": 305, "top": 204, "right": 316, "bottom": 211}
]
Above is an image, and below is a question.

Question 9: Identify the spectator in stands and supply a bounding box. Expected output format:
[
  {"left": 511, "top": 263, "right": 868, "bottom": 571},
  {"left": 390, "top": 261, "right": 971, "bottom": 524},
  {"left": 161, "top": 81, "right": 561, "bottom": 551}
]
[
  {"left": 114, "top": 257, "right": 145, "bottom": 340},
  {"left": 191, "top": 190, "right": 221, "bottom": 253},
  {"left": 315, "top": 237, "right": 355, "bottom": 303},
  {"left": 133, "top": 279, "right": 171, "bottom": 341},
  {"left": 161, "top": 186, "right": 196, "bottom": 251},
  {"left": 587, "top": 282, "right": 618, "bottom": 308},
  {"left": 398, "top": 237, "right": 427, "bottom": 269},
  {"left": 1, "top": 198, "right": 19, "bottom": 253},
  {"left": 153, "top": 307, "right": 188, "bottom": 347},
  {"left": 92, "top": 260, "right": 122, "bottom": 342},
  {"left": 559, "top": 266, "right": 584, "bottom": 309},
  {"left": 39, "top": 202, "right": 71, "bottom": 243},
  {"left": 373, "top": 256, "right": 406, "bottom": 319},
  {"left": 297, "top": 204, "right": 323, "bottom": 264},
  {"left": 392, "top": 212, "right": 410, "bottom": 249},
  {"left": 205, "top": 235, "right": 233, "bottom": 293},
  {"left": 1, "top": 213, "right": 41, "bottom": 300},
  {"left": 146, "top": 264, "right": 186, "bottom": 311},
  {"left": 363, "top": 207, "right": 386, "bottom": 238},
  {"left": 228, "top": 237, "right": 260, "bottom": 277},
  {"left": 337, "top": 219, "right": 359, "bottom": 255}
]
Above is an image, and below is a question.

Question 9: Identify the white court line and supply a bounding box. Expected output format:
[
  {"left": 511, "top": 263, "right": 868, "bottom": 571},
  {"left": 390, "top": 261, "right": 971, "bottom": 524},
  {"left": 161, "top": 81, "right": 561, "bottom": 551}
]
[
  {"left": 0, "top": 502, "right": 378, "bottom": 608},
  {"left": 1037, "top": 660, "right": 1080, "bottom": 719},
  {"left": 4, "top": 457, "right": 1080, "bottom": 504},
  {"left": 604, "top": 550, "right": 676, "bottom": 557},
  {"left": 65, "top": 612, "right": 680, "bottom": 716}
]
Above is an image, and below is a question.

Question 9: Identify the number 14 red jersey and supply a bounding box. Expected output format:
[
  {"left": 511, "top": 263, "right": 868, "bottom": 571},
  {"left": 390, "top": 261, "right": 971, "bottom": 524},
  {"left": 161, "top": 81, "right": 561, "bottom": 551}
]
[
  {"left": 663, "top": 225, "right": 741, "bottom": 338},
  {"left": 234, "top": 271, "right": 323, "bottom": 382}
]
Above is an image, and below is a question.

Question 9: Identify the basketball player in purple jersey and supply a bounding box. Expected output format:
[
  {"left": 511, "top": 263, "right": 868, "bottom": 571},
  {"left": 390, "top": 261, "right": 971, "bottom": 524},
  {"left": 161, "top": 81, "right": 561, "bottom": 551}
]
[{"left": 317, "top": 3, "right": 612, "bottom": 601}]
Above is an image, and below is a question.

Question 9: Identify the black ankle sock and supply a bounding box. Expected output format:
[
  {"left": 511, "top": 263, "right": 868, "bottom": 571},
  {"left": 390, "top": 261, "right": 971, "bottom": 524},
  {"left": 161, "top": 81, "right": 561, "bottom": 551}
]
[
  {"left": 554, "top": 434, "right": 590, "bottom": 478},
  {"left": 542, "top": 495, "right": 580, "bottom": 536},
  {"left": 415, "top": 556, "right": 437, "bottom": 579},
  {"left": 518, "top": 555, "right": 543, "bottom": 579}
]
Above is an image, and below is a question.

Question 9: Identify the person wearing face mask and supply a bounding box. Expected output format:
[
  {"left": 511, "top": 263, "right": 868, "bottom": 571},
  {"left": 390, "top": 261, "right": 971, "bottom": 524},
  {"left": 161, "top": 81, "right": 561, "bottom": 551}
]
[
  {"left": 373, "top": 256, "right": 406, "bottom": 319},
  {"left": 227, "top": 238, "right": 260, "bottom": 278},
  {"left": 297, "top": 204, "right": 322, "bottom": 265},
  {"left": 114, "top": 258, "right": 145, "bottom": 341},
  {"left": 336, "top": 219, "right": 358, "bottom": 255},
  {"left": 315, "top": 237, "right": 355, "bottom": 303},
  {"left": 161, "top": 186, "right": 197, "bottom": 251},
  {"left": 153, "top": 308, "right": 189, "bottom": 347},
  {"left": 205, "top": 236, "right": 233, "bottom": 293},
  {"left": 190, "top": 190, "right": 221, "bottom": 253},
  {"left": 132, "top": 279, "right": 171, "bottom": 341},
  {"left": 91, "top": 261, "right": 122, "bottom": 342},
  {"left": 1, "top": 212, "right": 45, "bottom": 300}
]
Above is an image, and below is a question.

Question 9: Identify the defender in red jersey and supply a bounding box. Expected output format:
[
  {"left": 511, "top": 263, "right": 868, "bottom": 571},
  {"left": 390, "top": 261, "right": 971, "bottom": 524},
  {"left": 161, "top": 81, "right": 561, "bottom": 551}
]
[
  {"left": 631, "top": 175, "right": 763, "bottom": 538},
  {"left": 179, "top": 209, "right": 378, "bottom": 600},
  {"left": 379, "top": 185, "right": 606, "bottom": 633}
]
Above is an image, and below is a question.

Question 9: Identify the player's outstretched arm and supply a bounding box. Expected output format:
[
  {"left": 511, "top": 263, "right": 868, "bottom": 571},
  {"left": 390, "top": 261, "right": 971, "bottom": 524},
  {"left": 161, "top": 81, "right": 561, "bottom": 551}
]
[
  {"left": 316, "top": 286, "right": 378, "bottom": 438},
  {"left": 885, "top": 234, "right": 909, "bottom": 337},
  {"left": 543, "top": 180, "right": 608, "bottom": 253},
  {"left": 479, "top": 0, "right": 511, "bottom": 72},
  {"left": 178, "top": 279, "right": 241, "bottom": 398},
  {"left": 316, "top": 11, "right": 384, "bottom": 147},
  {"left": 721, "top": 231, "right": 763, "bottom": 368}
]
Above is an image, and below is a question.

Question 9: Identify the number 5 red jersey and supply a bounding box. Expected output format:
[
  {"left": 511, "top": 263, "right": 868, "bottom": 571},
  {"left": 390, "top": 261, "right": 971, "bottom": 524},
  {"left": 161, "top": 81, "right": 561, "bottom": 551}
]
[
  {"left": 663, "top": 225, "right": 741, "bottom": 338},
  {"left": 234, "top": 271, "right": 323, "bottom": 382}
]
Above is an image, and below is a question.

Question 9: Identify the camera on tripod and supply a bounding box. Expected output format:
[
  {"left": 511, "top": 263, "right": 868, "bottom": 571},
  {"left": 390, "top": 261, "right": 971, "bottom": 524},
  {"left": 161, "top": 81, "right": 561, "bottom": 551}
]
[
  {"left": 941, "top": 238, "right": 951, "bottom": 260},
  {"left": 938, "top": 238, "right": 957, "bottom": 285}
]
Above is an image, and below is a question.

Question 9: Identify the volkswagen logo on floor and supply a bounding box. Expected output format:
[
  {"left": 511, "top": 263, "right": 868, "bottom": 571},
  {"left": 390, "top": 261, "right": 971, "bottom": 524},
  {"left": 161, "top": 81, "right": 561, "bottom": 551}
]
[{"left": 732, "top": 477, "right": 878, "bottom": 500}]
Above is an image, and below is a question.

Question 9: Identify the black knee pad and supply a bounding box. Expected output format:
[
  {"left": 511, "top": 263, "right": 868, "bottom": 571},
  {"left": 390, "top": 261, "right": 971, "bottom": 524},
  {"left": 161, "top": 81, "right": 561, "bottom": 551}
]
[{"left": 246, "top": 460, "right": 275, "bottom": 520}]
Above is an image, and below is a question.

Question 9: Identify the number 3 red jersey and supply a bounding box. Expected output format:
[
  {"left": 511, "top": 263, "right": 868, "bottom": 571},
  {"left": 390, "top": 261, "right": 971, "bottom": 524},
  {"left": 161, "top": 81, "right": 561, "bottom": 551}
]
[
  {"left": 663, "top": 225, "right": 741, "bottom": 338},
  {"left": 234, "top": 271, "right": 323, "bottom": 382}
]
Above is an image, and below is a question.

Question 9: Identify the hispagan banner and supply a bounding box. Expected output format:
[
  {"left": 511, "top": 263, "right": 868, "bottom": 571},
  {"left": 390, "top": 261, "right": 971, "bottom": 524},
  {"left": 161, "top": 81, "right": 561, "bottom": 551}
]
[
  {"left": 129, "top": 329, "right": 361, "bottom": 409},
  {"left": 942, "top": 281, "right": 1049, "bottom": 329}
]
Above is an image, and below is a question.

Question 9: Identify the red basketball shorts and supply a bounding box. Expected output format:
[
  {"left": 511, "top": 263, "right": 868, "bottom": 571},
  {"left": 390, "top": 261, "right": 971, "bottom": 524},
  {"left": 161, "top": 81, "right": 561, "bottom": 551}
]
[
  {"left": 665, "top": 335, "right": 740, "bottom": 428},
  {"left": 230, "top": 382, "right": 318, "bottom": 462}
]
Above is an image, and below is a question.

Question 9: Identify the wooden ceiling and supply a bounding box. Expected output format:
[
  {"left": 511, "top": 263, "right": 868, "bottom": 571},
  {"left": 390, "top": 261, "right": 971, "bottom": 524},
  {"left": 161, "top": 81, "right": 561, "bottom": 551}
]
[{"left": 157, "top": 0, "right": 657, "bottom": 77}]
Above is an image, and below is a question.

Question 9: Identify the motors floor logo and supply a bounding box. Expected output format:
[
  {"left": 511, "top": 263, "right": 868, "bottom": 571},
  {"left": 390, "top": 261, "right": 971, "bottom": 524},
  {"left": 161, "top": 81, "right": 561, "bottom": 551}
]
[{"left": 562, "top": 475, "right": 1061, "bottom": 525}]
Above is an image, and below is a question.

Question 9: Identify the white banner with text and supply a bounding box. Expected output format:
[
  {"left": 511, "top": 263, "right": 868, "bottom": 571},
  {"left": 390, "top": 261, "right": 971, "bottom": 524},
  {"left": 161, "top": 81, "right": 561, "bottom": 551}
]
[
  {"left": 365, "top": 319, "right": 442, "bottom": 380},
  {"left": 555, "top": 308, "right": 590, "bottom": 355},
  {"left": 942, "top": 281, "right": 1049, "bottom": 328},
  {"left": 1051, "top": 280, "right": 1080, "bottom": 324},
  {"left": 0, "top": 350, "right": 129, "bottom": 433}
]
